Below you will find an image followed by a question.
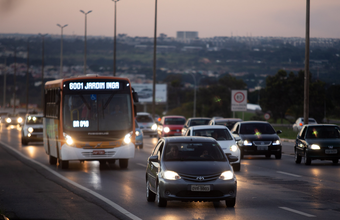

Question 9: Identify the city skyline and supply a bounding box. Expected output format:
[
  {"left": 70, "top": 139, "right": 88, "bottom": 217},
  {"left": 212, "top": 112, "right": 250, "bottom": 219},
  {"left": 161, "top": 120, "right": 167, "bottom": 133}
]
[{"left": 0, "top": 0, "right": 340, "bottom": 39}]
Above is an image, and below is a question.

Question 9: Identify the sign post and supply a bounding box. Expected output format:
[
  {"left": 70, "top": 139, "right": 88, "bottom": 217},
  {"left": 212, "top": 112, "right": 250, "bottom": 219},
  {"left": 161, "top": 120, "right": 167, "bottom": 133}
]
[{"left": 231, "top": 90, "right": 247, "bottom": 119}]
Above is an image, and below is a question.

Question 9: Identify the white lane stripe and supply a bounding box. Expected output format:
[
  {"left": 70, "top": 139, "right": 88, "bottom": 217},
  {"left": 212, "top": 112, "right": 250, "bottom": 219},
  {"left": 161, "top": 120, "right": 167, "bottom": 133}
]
[
  {"left": 0, "top": 141, "right": 142, "bottom": 220},
  {"left": 137, "top": 163, "right": 147, "bottom": 167},
  {"left": 277, "top": 171, "right": 301, "bottom": 177},
  {"left": 279, "top": 207, "right": 316, "bottom": 217}
]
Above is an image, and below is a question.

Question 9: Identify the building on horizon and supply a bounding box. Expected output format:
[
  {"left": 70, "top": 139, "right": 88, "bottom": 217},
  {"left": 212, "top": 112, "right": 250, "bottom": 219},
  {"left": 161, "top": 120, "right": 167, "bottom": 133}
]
[{"left": 176, "top": 31, "right": 198, "bottom": 42}]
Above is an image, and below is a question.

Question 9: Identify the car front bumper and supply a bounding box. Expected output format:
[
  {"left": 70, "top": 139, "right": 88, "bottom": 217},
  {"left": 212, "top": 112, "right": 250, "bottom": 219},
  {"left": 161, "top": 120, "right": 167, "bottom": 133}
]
[{"left": 240, "top": 145, "right": 282, "bottom": 156}]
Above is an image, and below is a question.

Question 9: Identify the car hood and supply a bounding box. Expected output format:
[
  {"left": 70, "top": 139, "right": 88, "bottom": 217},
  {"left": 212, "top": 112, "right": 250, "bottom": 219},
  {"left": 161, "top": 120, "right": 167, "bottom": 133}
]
[
  {"left": 306, "top": 138, "right": 340, "bottom": 148},
  {"left": 239, "top": 134, "right": 279, "bottom": 141},
  {"left": 162, "top": 124, "right": 184, "bottom": 129},
  {"left": 217, "top": 140, "right": 237, "bottom": 151},
  {"left": 163, "top": 161, "right": 231, "bottom": 175}
]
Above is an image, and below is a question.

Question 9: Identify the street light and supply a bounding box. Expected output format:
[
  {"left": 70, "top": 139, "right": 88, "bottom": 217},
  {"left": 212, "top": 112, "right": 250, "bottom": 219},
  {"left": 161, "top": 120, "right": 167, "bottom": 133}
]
[
  {"left": 39, "top": 33, "right": 48, "bottom": 110},
  {"left": 57, "top": 24, "right": 68, "bottom": 78},
  {"left": 152, "top": 0, "right": 158, "bottom": 121},
  {"left": 112, "top": 0, "right": 119, "bottom": 76},
  {"left": 80, "top": 10, "right": 92, "bottom": 75}
]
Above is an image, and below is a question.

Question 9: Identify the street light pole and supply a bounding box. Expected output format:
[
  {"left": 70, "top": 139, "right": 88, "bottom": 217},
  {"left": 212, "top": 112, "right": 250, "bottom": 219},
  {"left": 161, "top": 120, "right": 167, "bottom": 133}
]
[
  {"left": 57, "top": 24, "right": 68, "bottom": 78},
  {"left": 112, "top": 0, "right": 119, "bottom": 76},
  {"left": 39, "top": 33, "right": 47, "bottom": 111},
  {"left": 80, "top": 10, "right": 92, "bottom": 75},
  {"left": 304, "top": 0, "right": 310, "bottom": 125},
  {"left": 152, "top": 0, "right": 158, "bottom": 120}
]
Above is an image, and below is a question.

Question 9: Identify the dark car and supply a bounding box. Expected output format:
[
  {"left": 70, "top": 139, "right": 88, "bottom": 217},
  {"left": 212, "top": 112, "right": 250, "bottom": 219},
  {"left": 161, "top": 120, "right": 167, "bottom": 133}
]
[
  {"left": 157, "top": 115, "right": 186, "bottom": 138},
  {"left": 230, "top": 121, "right": 282, "bottom": 159},
  {"left": 181, "top": 117, "right": 211, "bottom": 136},
  {"left": 294, "top": 124, "right": 340, "bottom": 165},
  {"left": 146, "top": 136, "right": 237, "bottom": 207}
]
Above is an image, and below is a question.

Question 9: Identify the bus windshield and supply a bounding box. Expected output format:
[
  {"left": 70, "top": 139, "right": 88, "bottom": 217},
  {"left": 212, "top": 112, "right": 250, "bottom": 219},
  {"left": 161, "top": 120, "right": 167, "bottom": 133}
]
[{"left": 63, "top": 93, "right": 132, "bottom": 131}]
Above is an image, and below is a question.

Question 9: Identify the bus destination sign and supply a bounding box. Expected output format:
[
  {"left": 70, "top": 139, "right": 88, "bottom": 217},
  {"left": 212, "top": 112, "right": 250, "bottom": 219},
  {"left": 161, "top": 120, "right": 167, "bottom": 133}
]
[{"left": 67, "top": 81, "right": 120, "bottom": 90}]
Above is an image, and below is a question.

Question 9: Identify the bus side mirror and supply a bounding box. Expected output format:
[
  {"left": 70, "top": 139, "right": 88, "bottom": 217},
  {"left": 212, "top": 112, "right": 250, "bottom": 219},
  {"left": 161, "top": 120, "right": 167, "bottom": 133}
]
[{"left": 132, "top": 87, "right": 139, "bottom": 103}]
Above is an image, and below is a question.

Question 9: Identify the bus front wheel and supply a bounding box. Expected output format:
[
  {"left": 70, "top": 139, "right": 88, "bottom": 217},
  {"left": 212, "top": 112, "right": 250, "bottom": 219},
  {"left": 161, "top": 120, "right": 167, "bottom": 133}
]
[
  {"left": 59, "top": 160, "right": 69, "bottom": 169},
  {"left": 49, "top": 155, "right": 57, "bottom": 165},
  {"left": 119, "top": 159, "right": 128, "bottom": 169}
]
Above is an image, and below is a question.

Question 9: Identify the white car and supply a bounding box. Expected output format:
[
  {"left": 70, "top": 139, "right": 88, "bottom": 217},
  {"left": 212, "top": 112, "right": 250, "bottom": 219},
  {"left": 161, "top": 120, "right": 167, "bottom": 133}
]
[
  {"left": 21, "top": 114, "right": 44, "bottom": 145},
  {"left": 292, "top": 117, "right": 317, "bottom": 132},
  {"left": 183, "top": 125, "right": 241, "bottom": 171},
  {"left": 136, "top": 112, "right": 158, "bottom": 137}
]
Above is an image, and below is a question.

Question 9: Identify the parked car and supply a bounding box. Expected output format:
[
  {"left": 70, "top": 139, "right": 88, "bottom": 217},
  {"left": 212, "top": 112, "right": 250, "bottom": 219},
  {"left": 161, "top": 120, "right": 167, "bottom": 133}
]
[
  {"left": 181, "top": 117, "right": 211, "bottom": 136},
  {"left": 3, "top": 113, "right": 24, "bottom": 127},
  {"left": 184, "top": 125, "right": 241, "bottom": 171},
  {"left": 136, "top": 112, "right": 158, "bottom": 137},
  {"left": 21, "top": 114, "right": 44, "bottom": 145},
  {"left": 157, "top": 115, "right": 186, "bottom": 138},
  {"left": 230, "top": 121, "right": 282, "bottom": 159},
  {"left": 135, "top": 120, "right": 144, "bottom": 149},
  {"left": 146, "top": 136, "right": 238, "bottom": 207},
  {"left": 209, "top": 118, "right": 243, "bottom": 130},
  {"left": 294, "top": 124, "right": 340, "bottom": 165},
  {"left": 292, "top": 117, "right": 317, "bottom": 132}
]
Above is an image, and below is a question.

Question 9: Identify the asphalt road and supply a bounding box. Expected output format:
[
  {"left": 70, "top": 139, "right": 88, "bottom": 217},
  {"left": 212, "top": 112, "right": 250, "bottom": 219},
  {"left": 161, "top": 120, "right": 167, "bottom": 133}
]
[{"left": 1, "top": 125, "right": 340, "bottom": 220}]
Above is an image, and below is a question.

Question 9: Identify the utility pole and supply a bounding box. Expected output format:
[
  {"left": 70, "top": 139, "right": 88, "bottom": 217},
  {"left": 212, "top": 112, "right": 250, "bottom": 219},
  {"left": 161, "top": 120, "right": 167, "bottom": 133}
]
[
  {"left": 304, "top": 0, "right": 310, "bottom": 125},
  {"left": 26, "top": 40, "right": 30, "bottom": 113},
  {"left": 152, "top": 0, "right": 158, "bottom": 120}
]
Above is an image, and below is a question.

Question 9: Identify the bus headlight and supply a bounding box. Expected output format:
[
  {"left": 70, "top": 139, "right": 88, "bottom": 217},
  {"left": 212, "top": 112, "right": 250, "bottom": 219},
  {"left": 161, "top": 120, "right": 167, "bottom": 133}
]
[
  {"left": 230, "top": 144, "right": 238, "bottom": 152},
  {"left": 151, "top": 123, "right": 157, "bottom": 131},
  {"left": 28, "top": 127, "right": 34, "bottom": 133},
  {"left": 123, "top": 132, "right": 132, "bottom": 144},
  {"left": 164, "top": 127, "right": 170, "bottom": 133},
  {"left": 17, "top": 117, "right": 23, "bottom": 123},
  {"left": 63, "top": 133, "right": 74, "bottom": 146}
]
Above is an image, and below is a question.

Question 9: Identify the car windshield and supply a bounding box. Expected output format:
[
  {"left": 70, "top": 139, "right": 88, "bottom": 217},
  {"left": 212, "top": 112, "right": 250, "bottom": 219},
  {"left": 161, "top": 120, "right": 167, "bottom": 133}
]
[
  {"left": 163, "top": 142, "right": 226, "bottom": 161},
  {"left": 136, "top": 115, "right": 153, "bottom": 123},
  {"left": 216, "top": 121, "right": 239, "bottom": 129},
  {"left": 189, "top": 119, "right": 210, "bottom": 126},
  {"left": 164, "top": 118, "right": 186, "bottom": 125},
  {"left": 193, "top": 129, "right": 233, "bottom": 140},
  {"left": 306, "top": 126, "right": 340, "bottom": 139},
  {"left": 240, "top": 123, "right": 276, "bottom": 135},
  {"left": 26, "top": 116, "right": 43, "bottom": 124}
]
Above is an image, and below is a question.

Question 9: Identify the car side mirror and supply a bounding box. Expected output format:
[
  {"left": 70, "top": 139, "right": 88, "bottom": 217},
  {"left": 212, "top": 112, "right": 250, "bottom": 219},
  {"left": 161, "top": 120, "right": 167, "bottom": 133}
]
[
  {"left": 148, "top": 155, "right": 158, "bottom": 162},
  {"left": 276, "top": 130, "right": 282, "bottom": 134},
  {"left": 227, "top": 155, "right": 238, "bottom": 163},
  {"left": 234, "top": 137, "right": 241, "bottom": 141},
  {"left": 232, "top": 131, "right": 238, "bottom": 134}
]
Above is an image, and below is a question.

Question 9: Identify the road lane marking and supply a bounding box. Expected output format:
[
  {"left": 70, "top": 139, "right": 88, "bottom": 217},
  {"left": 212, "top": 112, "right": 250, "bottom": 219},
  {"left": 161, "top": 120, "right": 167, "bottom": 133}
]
[
  {"left": 279, "top": 207, "right": 316, "bottom": 217},
  {"left": 137, "top": 163, "right": 147, "bottom": 167},
  {"left": 0, "top": 141, "right": 142, "bottom": 220},
  {"left": 277, "top": 171, "right": 301, "bottom": 177}
]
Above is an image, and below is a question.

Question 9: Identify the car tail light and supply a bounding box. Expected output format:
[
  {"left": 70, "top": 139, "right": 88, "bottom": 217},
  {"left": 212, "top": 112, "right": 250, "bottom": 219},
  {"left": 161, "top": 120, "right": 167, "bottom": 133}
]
[{"left": 299, "top": 122, "right": 303, "bottom": 126}]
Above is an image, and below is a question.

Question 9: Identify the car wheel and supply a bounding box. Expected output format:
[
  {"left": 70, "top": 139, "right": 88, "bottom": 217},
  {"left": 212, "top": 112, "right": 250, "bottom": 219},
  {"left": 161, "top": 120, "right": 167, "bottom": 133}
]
[
  {"left": 119, "top": 159, "right": 129, "bottom": 169},
  {"left": 225, "top": 197, "right": 236, "bottom": 207},
  {"left": 294, "top": 150, "right": 302, "bottom": 164},
  {"left": 232, "top": 163, "right": 241, "bottom": 172},
  {"left": 332, "top": 159, "right": 339, "bottom": 164},
  {"left": 275, "top": 153, "right": 281, "bottom": 159},
  {"left": 304, "top": 151, "right": 311, "bottom": 165},
  {"left": 156, "top": 184, "right": 167, "bottom": 207},
  {"left": 49, "top": 155, "right": 57, "bottom": 165},
  {"left": 146, "top": 179, "right": 156, "bottom": 202}
]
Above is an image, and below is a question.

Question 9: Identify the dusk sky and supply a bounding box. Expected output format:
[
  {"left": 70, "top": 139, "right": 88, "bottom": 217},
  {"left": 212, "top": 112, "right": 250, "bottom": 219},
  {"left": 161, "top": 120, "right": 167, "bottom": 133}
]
[{"left": 0, "top": 0, "right": 339, "bottom": 39}]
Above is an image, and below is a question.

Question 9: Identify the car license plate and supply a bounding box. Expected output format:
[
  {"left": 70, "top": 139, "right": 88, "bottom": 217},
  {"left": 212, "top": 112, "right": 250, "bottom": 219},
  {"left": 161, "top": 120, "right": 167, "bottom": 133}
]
[
  {"left": 325, "top": 149, "right": 337, "bottom": 154},
  {"left": 92, "top": 150, "right": 105, "bottom": 155},
  {"left": 191, "top": 185, "right": 210, "bottom": 192},
  {"left": 257, "top": 146, "right": 268, "bottom": 151}
]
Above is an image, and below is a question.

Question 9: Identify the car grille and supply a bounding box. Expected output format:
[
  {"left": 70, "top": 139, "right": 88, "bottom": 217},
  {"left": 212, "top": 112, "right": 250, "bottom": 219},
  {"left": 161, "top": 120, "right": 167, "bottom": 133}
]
[
  {"left": 253, "top": 141, "right": 272, "bottom": 146},
  {"left": 81, "top": 151, "right": 116, "bottom": 158},
  {"left": 176, "top": 190, "right": 224, "bottom": 197},
  {"left": 179, "top": 173, "right": 220, "bottom": 182}
]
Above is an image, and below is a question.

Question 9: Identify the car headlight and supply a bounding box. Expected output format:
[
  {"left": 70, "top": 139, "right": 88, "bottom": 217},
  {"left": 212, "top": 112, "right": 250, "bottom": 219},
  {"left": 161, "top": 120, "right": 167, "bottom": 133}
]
[
  {"left": 164, "top": 127, "right": 170, "bottom": 133},
  {"left": 243, "top": 140, "right": 252, "bottom": 146},
  {"left": 230, "top": 144, "right": 238, "bottom": 152},
  {"left": 6, "top": 118, "right": 11, "bottom": 123},
  {"left": 310, "top": 144, "right": 320, "bottom": 150},
  {"left": 151, "top": 123, "right": 157, "bottom": 131},
  {"left": 63, "top": 133, "right": 74, "bottom": 146},
  {"left": 28, "top": 127, "right": 34, "bottom": 133},
  {"left": 219, "top": 171, "right": 234, "bottom": 180},
  {"left": 17, "top": 117, "right": 23, "bottom": 123},
  {"left": 272, "top": 140, "right": 281, "bottom": 145},
  {"left": 123, "top": 132, "right": 132, "bottom": 145},
  {"left": 163, "top": 171, "right": 181, "bottom": 180},
  {"left": 135, "top": 130, "right": 141, "bottom": 136}
]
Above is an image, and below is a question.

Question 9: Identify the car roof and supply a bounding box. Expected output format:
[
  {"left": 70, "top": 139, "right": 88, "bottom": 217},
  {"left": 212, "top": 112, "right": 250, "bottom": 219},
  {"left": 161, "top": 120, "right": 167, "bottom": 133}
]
[
  {"left": 304, "top": 124, "right": 337, "bottom": 127},
  {"left": 163, "top": 136, "right": 217, "bottom": 143},
  {"left": 190, "top": 125, "right": 228, "bottom": 130},
  {"left": 188, "top": 117, "right": 211, "bottom": 120},
  {"left": 215, "top": 118, "right": 242, "bottom": 122},
  {"left": 239, "top": 121, "right": 270, "bottom": 124},
  {"left": 163, "top": 115, "right": 186, "bottom": 119},
  {"left": 136, "top": 112, "right": 151, "bottom": 115}
]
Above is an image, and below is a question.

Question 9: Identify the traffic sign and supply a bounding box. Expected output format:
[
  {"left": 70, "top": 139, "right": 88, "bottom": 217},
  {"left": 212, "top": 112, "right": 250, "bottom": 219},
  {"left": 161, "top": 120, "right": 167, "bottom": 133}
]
[
  {"left": 231, "top": 90, "right": 247, "bottom": 112},
  {"left": 264, "top": 113, "right": 270, "bottom": 120}
]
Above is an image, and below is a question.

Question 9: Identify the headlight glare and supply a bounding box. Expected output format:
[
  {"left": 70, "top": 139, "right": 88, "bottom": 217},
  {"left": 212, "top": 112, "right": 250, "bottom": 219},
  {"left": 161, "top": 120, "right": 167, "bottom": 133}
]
[
  {"left": 164, "top": 127, "right": 170, "bottom": 133},
  {"left": 28, "top": 127, "right": 34, "bottom": 133},
  {"left": 63, "top": 133, "right": 74, "bottom": 146},
  {"left": 219, "top": 171, "right": 234, "bottom": 180},
  {"left": 273, "top": 140, "right": 281, "bottom": 145},
  {"left": 6, "top": 118, "right": 11, "bottom": 123},
  {"left": 163, "top": 171, "right": 181, "bottom": 180},
  {"left": 124, "top": 132, "right": 132, "bottom": 144},
  {"left": 243, "top": 140, "right": 252, "bottom": 146},
  {"left": 135, "top": 130, "right": 140, "bottom": 136},
  {"left": 151, "top": 123, "right": 157, "bottom": 131},
  {"left": 17, "top": 117, "right": 23, "bottom": 123},
  {"left": 310, "top": 144, "right": 320, "bottom": 150},
  {"left": 230, "top": 144, "right": 238, "bottom": 152}
]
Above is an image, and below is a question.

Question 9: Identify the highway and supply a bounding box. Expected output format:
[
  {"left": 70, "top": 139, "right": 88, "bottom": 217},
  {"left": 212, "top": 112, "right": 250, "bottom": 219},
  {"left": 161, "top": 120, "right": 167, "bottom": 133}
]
[{"left": 1, "top": 124, "right": 340, "bottom": 219}]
